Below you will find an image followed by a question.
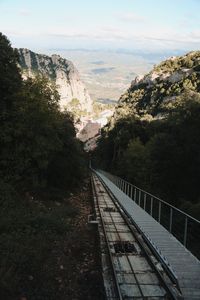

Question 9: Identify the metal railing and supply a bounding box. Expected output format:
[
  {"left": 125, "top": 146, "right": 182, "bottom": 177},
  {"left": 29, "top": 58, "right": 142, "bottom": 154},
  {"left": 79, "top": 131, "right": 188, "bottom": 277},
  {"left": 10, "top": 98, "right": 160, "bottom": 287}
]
[{"left": 98, "top": 170, "right": 200, "bottom": 260}]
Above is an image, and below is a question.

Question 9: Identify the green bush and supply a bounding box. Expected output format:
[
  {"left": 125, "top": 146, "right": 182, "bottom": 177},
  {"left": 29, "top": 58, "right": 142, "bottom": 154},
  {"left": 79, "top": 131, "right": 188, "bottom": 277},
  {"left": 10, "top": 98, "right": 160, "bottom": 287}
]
[{"left": 0, "top": 32, "right": 87, "bottom": 299}]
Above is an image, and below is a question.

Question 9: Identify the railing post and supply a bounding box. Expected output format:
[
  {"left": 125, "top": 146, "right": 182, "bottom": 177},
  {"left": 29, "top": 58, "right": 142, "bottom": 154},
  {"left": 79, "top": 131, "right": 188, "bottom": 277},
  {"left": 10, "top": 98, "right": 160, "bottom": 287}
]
[
  {"left": 127, "top": 183, "right": 129, "bottom": 196},
  {"left": 158, "top": 201, "right": 161, "bottom": 223},
  {"left": 184, "top": 216, "right": 188, "bottom": 246},
  {"left": 134, "top": 188, "right": 137, "bottom": 202},
  {"left": 131, "top": 185, "right": 133, "bottom": 199},
  {"left": 169, "top": 207, "right": 173, "bottom": 232},
  {"left": 144, "top": 193, "right": 146, "bottom": 210},
  {"left": 97, "top": 170, "right": 200, "bottom": 257},
  {"left": 150, "top": 197, "right": 153, "bottom": 216},
  {"left": 138, "top": 190, "right": 141, "bottom": 206}
]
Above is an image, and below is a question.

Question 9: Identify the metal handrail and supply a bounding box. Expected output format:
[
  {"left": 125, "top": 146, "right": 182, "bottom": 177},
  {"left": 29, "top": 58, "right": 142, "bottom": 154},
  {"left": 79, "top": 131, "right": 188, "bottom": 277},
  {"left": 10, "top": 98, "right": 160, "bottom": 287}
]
[
  {"left": 98, "top": 169, "right": 200, "bottom": 259},
  {"left": 116, "top": 177, "right": 199, "bottom": 223},
  {"left": 99, "top": 170, "right": 200, "bottom": 223}
]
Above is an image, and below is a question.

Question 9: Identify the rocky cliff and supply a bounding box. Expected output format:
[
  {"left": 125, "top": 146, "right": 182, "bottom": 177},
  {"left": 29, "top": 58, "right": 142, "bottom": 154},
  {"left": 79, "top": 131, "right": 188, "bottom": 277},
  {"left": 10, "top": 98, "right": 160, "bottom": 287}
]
[
  {"left": 112, "top": 51, "right": 200, "bottom": 123},
  {"left": 17, "top": 48, "right": 93, "bottom": 112}
]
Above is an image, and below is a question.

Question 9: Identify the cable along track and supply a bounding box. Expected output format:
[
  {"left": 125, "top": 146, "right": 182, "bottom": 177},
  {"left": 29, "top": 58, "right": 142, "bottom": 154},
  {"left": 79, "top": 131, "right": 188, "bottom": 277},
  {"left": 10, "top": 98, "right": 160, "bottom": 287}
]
[{"left": 91, "top": 172, "right": 183, "bottom": 300}]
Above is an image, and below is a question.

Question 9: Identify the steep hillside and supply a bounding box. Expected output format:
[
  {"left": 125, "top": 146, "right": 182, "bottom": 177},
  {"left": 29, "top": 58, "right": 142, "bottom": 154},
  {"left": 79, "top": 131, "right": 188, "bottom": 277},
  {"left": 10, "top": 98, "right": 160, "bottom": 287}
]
[
  {"left": 18, "top": 48, "right": 93, "bottom": 113},
  {"left": 113, "top": 51, "right": 200, "bottom": 123},
  {"left": 94, "top": 51, "right": 200, "bottom": 217}
]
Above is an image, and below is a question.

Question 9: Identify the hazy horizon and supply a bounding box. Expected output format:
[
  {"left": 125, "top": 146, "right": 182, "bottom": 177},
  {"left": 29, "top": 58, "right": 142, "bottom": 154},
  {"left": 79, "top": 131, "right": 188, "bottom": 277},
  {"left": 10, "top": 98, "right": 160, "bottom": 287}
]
[
  {"left": 1, "top": 0, "right": 200, "bottom": 53},
  {"left": 1, "top": 0, "right": 199, "bottom": 102}
]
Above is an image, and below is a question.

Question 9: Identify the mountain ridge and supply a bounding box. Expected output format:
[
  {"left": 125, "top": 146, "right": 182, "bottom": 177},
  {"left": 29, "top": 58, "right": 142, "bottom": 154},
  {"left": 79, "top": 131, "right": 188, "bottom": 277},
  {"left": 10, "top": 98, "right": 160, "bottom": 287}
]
[
  {"left": 17, "top": 48, "right": 93, "bottom": 113},
  {"left": 93, "top": 51, "right": 200, "bottom": 217},
  {"left": 112, "top": 51, "right": 200, "bottom": 124}
]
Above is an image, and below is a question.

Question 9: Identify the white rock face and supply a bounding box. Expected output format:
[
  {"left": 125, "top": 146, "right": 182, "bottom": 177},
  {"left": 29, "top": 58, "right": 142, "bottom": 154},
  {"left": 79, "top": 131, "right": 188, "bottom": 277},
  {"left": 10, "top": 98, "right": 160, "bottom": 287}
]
[
  {"left": 167, "top": 71, "right": 184, "bottom": 83},
  {"left": 131, "top": 75, "right": 144, "bottom": 87},
  {"left": 162, "top": 96, "right": 177, "bottom": 103},
  {"left": 131, "top": 72, "right": 160, "bottom": 88},
  {"left": 145, "top": 72, "right": 160, "bottom": 83},
  {"left": 167, "top": 69, "right": 193, "bottom": 83},
  {"left": 131, "top": 67, "right": 193, "bottom": 88},
  {"left": 18, "top": 48, "right": 93, "bottom": 112}
]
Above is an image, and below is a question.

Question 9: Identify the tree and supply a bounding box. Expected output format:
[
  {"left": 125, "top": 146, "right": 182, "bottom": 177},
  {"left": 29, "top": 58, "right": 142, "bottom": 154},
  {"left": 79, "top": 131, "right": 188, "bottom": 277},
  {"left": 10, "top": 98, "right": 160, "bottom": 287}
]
[
  {"left": 0, "top": 33, "right": 21, "bottom": 111},
  {"left": 0, "top": 33, "right": 86, "bottom": 192},
  {"left": 118, "top": 138, "right": 148, "bottom": 188},
  {"left": 0, "top": 33, "right": 88, "bottom": 299},
  {"left": 0, "top": 33, "right": 22, "bottom": 185}
]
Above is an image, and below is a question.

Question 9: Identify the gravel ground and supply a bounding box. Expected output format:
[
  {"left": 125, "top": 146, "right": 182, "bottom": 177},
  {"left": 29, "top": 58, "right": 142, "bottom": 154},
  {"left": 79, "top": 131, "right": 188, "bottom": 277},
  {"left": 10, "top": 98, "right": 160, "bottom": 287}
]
[{"left": 48, "top": 178, "right": 106, "bottom": 300}]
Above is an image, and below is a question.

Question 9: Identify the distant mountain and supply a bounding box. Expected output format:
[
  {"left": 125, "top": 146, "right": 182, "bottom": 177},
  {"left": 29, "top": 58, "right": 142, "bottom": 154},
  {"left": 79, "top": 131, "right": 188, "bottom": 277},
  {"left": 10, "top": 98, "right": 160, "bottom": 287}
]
[
  {"left": 17, "top": 48, "right": 93, "bottom": 113},
  {"left": 113, "top": 51, "right": 200, "bottom": 122}
]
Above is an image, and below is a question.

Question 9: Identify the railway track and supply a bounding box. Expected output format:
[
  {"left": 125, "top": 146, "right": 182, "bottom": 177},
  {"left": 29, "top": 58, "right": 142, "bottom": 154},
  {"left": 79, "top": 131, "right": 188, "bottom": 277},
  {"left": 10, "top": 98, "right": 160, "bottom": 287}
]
[{"left": 91, "top": 172, "right": 183, "bottom": 300}]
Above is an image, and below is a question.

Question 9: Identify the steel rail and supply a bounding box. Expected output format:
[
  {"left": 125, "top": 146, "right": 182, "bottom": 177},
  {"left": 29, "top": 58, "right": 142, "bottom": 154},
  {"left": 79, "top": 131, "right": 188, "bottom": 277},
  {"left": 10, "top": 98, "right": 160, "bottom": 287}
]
[
  {"left": 98, "top": 173, "right": 181, "bottom": 291},
  {"left": 92, "top": 174, "right": 145, "bottom": 298},
  {"left": 92, "top": 171, "right": 183, "bottom": 300},
  {"left": 91, "top": 175, "right": 123, "bottom": 300}
]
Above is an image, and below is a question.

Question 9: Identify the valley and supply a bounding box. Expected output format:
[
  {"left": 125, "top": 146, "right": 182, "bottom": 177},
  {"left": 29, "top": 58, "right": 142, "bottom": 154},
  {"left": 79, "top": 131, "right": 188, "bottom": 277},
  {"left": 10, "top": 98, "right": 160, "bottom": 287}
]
[
  {"left": 46, "top": 49, "right": 172, "bottom": 103},
  {"left": 1, "top": 31, "right": 200, "bottom": 300},
  {"left": 18, "top": 48, "right": 185, "bottom": 149},
  {"left": 1, "top": 0, "right": 200, "bottom": 299}
]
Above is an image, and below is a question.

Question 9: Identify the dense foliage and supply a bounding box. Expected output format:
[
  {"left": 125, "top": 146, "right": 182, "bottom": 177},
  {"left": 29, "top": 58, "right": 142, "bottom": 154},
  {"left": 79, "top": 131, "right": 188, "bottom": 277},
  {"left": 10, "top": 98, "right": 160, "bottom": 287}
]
[
  {"left": 154, "top": 51, "right": 200, "bottom": 73},
  {"left": 94, "top": 92, "right": 200, "bottom": 217},
  {"left": 93, "top": 51, "right": 200, "bottom": 219},
  {"left": 0, "top": 33, "right": 87, "bottom": 299},
  {"left": 0, "top": 33, "right": 86, "bottom": 192}
]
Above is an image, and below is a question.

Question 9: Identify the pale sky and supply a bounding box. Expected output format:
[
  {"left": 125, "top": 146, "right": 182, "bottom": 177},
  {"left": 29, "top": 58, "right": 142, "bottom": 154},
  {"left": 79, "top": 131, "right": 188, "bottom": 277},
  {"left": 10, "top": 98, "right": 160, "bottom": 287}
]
[{"left": 0, "top": 0, "right": 200, "bottom": 53}]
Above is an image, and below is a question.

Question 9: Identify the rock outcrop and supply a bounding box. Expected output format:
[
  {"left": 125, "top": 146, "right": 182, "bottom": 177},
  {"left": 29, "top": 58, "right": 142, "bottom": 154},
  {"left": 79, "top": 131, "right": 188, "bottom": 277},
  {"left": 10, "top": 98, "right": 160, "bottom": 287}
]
[
  {"left": 77, "top": 120, "right": 101, "bottom": 143},
  {"left": 113, "top": 51, "right": 200, "bottom": 122},
  {"left": 17, "top": 48, "right": 93, "bottom": 112}
]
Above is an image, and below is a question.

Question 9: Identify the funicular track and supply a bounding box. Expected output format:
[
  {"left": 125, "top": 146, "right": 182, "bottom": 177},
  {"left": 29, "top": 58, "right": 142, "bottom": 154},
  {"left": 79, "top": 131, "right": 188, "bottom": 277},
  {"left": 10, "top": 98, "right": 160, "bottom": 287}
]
[{"left": 91, "top": 172, "right": 183, "bottom": 300}]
